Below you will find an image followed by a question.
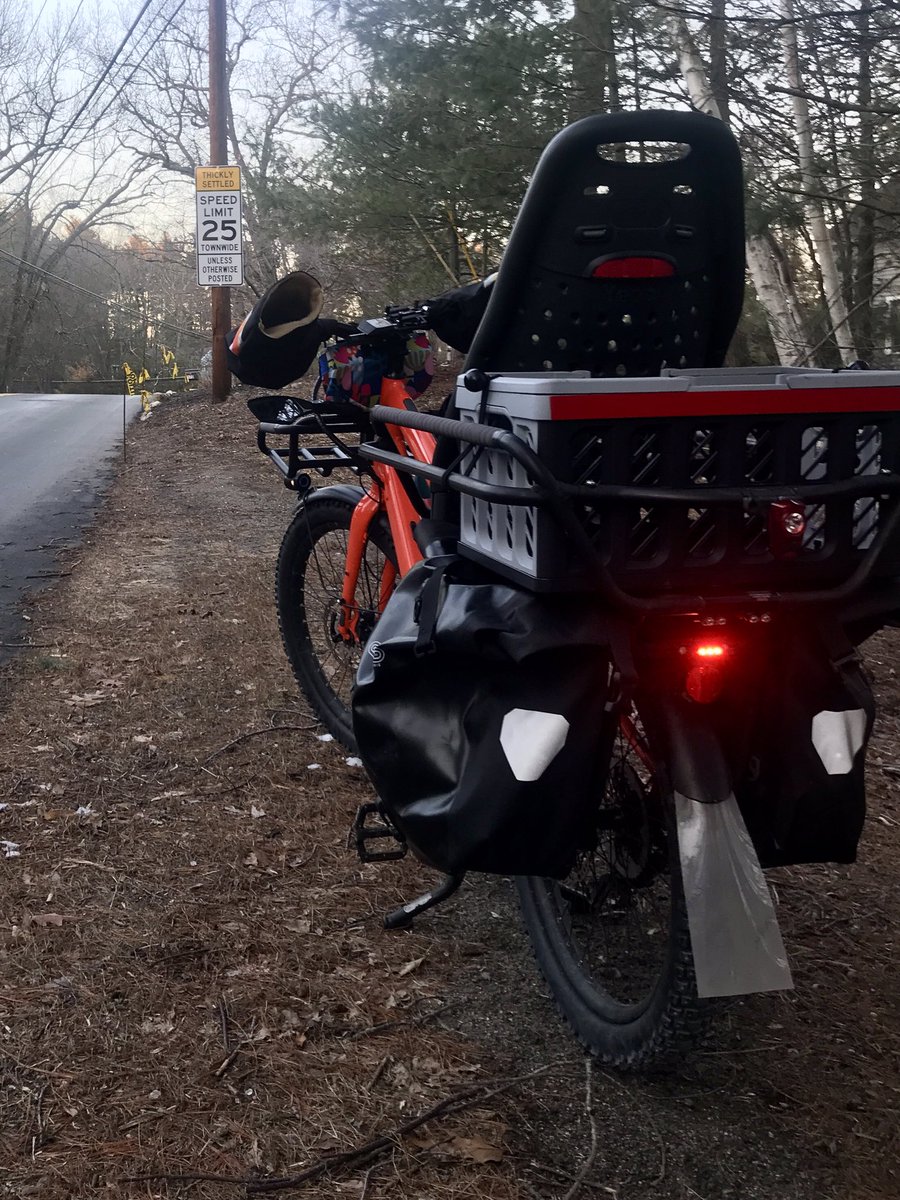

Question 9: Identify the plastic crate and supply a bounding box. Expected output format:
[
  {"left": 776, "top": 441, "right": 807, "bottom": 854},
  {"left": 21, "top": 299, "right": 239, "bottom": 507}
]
[{"left": 454, "top": 367, "right": 900, "bottom": 593}]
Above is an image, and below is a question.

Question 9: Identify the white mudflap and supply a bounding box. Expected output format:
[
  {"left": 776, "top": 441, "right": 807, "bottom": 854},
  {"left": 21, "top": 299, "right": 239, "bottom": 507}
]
[{"left": 675, "top": 791, "right": 794, "bottom": 998}]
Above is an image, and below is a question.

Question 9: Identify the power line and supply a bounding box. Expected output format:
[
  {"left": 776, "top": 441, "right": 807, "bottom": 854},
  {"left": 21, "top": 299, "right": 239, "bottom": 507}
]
[
  {"left": 31, "top": 0, "right": 189, "bottom": 194},
  {"left": 0, "top": 246, "right": 209, "bottom": 342},
  {"left": 49, "top": 0, "right": 157, "bottom": 155}
]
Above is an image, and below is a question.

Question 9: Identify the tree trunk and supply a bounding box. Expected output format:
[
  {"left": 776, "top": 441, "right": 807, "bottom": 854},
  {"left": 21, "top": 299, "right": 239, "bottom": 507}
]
[
  {"left": 668, "top": 12, "right": 721, "bottom": 119},
  {"left": 779, "top": 0, "right": 857, "bottom": 361},
  {"left": 746, "top": 233, "right": 811, "bottom": 365},
  {"left": 668, "top": 11, "right": 814, "bottom": 364},
  {"left": 853, "top": 3, "right": 877, "bottom": 361},
  {"left": 570, "top": 0, "right": 615, "bottom": 120},
  {"left": 708, "top": 0, "right": 730, "bottom": 125}
]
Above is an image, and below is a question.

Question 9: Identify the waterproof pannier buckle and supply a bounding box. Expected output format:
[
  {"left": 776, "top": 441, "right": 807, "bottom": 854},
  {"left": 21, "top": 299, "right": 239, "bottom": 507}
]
[{"left": 353, "top": 802, "right": 408, "bottom": 863}]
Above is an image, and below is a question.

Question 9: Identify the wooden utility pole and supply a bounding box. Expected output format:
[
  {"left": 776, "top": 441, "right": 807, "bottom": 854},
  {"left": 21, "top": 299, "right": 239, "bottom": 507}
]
[{"left": 209, "top": 0, "right": 231, "bottom": 401}]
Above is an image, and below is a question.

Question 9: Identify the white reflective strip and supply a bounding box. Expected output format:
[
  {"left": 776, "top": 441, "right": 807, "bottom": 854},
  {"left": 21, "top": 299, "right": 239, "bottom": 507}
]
[
  {"left": 811, "top": 709, "right": 867, "bottom": 776},
  {"left": 499, "top": 709, "right": 570, "bottom": 782},
  {"left": 676, "top": 792, "right": 793, "bottom": 999}
]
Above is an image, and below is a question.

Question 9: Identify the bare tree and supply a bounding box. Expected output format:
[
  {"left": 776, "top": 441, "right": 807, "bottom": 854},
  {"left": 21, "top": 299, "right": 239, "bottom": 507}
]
[
  {"left": 0, "top": 3, "right": 162, "bottom": 387},
  {"left": 115, "top": 0, "right": 331, "bottom": 295}
]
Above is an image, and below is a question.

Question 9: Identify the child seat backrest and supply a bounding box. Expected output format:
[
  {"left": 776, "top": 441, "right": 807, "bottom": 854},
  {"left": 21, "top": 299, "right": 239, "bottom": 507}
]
[{"left": 464, "top": 110, "right": 745, "bottom": 377}]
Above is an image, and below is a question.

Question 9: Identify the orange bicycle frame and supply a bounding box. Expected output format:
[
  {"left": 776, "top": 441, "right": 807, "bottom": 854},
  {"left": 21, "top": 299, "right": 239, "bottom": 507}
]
[{"left": 337, "top": 377, "right": 435, "bottom": 640}]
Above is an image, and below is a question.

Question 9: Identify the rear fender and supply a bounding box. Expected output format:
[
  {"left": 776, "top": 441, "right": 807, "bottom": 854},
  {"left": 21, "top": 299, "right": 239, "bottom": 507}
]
[{"left": 644, "top": 692, "right": 794, "bottom": 999}]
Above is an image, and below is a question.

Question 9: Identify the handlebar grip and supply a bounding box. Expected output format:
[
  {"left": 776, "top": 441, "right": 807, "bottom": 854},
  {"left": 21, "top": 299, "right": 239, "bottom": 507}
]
[{"left": 369, "top": 404, "right": 503, "bottom": 449}]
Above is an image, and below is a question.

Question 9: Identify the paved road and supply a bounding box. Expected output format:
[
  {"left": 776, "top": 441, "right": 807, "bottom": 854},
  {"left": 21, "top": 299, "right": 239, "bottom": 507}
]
[{"left": 0, "top": 393, "right": 140, "bottom": 662}]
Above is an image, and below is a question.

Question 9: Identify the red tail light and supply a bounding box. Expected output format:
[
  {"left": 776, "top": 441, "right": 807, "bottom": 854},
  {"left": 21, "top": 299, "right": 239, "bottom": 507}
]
[
  {"left": 694, "top": 643, "right": 726, "bottom": 659},
  {"left": 685, "top": 639, "right": 730, "bottom": 702}
]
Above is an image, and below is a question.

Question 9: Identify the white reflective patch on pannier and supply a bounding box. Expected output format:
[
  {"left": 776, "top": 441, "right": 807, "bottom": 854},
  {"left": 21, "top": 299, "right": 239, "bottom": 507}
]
[
  {"left": 499, "top": 709, "right": 570, "bottom": 782},
  {"left": 811, "top": 709, "right": 867, "bottom": 775}
]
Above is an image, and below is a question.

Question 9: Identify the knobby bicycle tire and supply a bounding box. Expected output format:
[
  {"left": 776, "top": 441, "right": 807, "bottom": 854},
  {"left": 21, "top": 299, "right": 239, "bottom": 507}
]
[
  {"left": 276, "top": 492, "right": 396, "bottom": 751},
  {"left": 516, "top": 704, "right": 710, "bottom": 1068}
]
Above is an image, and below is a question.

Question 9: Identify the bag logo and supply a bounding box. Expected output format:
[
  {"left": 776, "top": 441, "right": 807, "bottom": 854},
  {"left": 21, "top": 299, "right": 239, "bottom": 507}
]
[{"left": 366, "top": 640, "right": 385, "bottom": 667}]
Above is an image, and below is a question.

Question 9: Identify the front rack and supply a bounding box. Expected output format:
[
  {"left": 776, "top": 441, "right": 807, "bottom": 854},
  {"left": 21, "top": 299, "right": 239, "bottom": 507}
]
[{"left": 255, "top": 400, "right": 367, "bottom": 489}]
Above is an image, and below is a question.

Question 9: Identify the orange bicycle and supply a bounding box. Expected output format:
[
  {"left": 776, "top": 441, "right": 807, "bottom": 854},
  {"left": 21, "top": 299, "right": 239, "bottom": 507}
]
[
  {"left": 243, "top": 108, "right": 900, "bottom": 1068},
  {"left": 249, "top": 308, "right": 439, "bottom": 749}
]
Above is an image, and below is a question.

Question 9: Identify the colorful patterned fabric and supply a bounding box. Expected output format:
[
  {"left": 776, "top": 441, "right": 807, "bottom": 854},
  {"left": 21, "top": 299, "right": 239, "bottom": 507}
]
[{"left": 319, "top": 333, "right": 434, "bottom": 408}]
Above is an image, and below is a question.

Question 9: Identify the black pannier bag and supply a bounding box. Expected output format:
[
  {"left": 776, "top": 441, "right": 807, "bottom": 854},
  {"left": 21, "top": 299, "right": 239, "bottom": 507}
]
[
  {"left": 735, "top": 627, "right": 875, "bottom": 868},
  {"left": 352, "top": 558, "right": 616, "bottom": 878}
]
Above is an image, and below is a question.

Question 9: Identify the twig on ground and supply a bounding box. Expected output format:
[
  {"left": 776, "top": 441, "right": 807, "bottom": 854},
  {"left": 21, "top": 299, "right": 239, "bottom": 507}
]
[
  {"left": 120, "top": 1170, "right": 247, "bottom": 1187},
  {"left": 358, "top": 1167, "right": 374, "bottom": 1200},
  {"left": 217, "top": 994, "right": 232, "bottom": 1053},
  {"left": 347, "top": 999, "right": 464, "bottom": 1041},
  {"left": 59, "top": 858, "right": 118, "bottom": 873},
  {"left": 367, "top": 1055, "right": 392, "bottom": 1091},
  {"left": 652, "top": 1131, "right": 667, "bottom": 1187},
  {"left": 203, "top": 723, "right": 318, "bottom": 763},
  {"left": 528, "top": 1162, "right": 609, "bottom": 1194},
  {"left": 118, "top": 1107, "right": 177, "bottom": 1133},
  {"left": 212, "top": 1047, "right": 242, "bottom": 1079},
  {"left": 23, "top": 1082, "right": 48, "bottom": 1156},
  {"left": 561, "top": 1058, "right": 599, "bottom": 1200},
  {"left": 0, "top": 1053, "right": 76, "bottom": 1081},
  {"left": 123, "top": 1063, "right": 559, "bottom": 1195}
]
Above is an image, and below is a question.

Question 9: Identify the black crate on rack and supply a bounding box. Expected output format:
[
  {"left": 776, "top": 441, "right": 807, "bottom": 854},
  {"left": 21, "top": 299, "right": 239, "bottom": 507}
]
[{"left": 455, "top": 368, "right": 900, "bottom": 594}]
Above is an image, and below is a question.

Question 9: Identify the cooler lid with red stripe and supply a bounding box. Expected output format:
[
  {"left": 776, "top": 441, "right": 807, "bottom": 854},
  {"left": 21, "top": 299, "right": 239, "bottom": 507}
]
[{"left": 454, "top": 368, "right": 900, "bottom": 422}]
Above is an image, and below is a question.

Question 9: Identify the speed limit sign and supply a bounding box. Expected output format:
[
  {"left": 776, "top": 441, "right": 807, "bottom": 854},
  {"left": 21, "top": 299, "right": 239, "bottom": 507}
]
[{"left": 195, "top": 165, "right": 244, "bottom": 286}]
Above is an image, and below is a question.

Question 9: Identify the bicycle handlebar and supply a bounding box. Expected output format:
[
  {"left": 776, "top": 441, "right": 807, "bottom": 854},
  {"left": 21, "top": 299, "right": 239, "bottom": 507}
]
[{"left": 369, "top": 404, "right": 501, "bottom": 450}]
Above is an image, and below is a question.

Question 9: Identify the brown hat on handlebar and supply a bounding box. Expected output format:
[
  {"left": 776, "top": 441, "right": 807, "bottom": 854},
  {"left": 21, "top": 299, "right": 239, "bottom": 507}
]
[{"left": 227, "top": 271, "right": 330, "bottom": 389}]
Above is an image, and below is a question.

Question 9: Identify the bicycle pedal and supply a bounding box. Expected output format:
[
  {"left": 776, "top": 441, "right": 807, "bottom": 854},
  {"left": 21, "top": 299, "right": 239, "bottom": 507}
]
[{"left": 353, "top": 802, "right": 407, "bottom": 863}]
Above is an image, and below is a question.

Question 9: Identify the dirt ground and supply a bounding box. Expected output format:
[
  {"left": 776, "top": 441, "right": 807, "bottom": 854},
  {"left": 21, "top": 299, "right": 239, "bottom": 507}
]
[{"left": 0, "top": 389, "right": 897, "bottom": 1200}]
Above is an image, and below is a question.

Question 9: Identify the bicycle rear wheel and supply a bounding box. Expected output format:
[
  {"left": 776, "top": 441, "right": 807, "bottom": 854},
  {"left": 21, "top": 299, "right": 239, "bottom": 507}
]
[
  {"left": 276, "top": 489, "right": 396, "bottom": 750},
  {"left": 516, "top": 703, "right": 709, "bottom": 1068}
]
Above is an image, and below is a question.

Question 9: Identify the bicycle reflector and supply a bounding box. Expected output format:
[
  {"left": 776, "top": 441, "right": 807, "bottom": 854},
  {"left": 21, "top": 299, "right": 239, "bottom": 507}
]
[
  {"left": 685, "top": 640, "right": 729, "bottom": 703},
  {"left": 768, "top": 499, "right": 807, "bottom": 560},
  {"left": 591, "top": 256, "right": 675, "bottom": 279}
]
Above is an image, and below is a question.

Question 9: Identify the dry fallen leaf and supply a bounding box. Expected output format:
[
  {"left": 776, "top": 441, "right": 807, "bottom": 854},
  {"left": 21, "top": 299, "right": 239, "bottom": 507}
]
[
  {"left": 65, "top": 691, "right": 106, "bottom": 707},
  {"left": 283, "top": 918, "right": 311, "bottom": 934},
  {"left": 397, "top": 956, "right": 426, "bottom": 978},
  {"left": 449, "top": 1134, "right": 505, "bottom": 1164},
  {"left": 31, "top": 912, "right": 65, "bottom": 928}
]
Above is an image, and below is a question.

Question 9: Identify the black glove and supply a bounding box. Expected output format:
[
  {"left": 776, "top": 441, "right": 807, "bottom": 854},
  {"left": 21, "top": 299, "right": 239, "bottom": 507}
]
[{"left": 425, "top": 275, "right": 496, "bottom": 353}]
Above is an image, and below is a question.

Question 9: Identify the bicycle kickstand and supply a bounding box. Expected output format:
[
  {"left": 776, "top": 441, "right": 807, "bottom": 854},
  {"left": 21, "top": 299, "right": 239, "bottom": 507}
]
[{"left": 383, "top": 872, "right": 466, "bottom": 930}]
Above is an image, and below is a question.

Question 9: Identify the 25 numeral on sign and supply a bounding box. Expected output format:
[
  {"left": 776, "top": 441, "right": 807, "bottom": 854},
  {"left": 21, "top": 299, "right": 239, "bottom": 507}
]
[{"left": 201, "top": 219, "right": 238, "bottom": 242}]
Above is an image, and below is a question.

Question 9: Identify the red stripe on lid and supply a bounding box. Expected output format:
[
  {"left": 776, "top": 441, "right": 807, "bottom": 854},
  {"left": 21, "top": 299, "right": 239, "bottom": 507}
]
[{"left": 549, "top": 385, "right": 900, "bottom": 421}]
